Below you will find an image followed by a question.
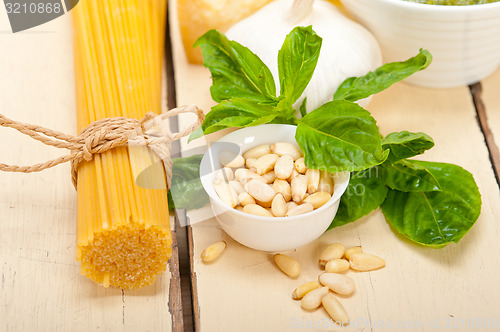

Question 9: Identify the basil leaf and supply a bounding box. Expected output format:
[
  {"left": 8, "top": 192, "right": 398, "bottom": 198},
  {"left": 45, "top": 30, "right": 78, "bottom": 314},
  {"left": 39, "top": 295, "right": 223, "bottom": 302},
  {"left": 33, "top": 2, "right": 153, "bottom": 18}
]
[
  {"left": 278, "top": 26, "right": 322, "bottom": 104},
  {"left": 333, "top": 49, "right": 432, "bottom": 102},
  {"left": 329, "top": 167, "right": 388, "bottom": 229},
  {"left": 168, "top": 155, "right": 210, "bottom": 210},
  {"left": 299, "top": 97, "right": 308, "bottom": 118},
  {"left": 296, "top": 100, "right": 388, "bottom": 172},
  {"left": 202, "top": 98, "right": 279, "bottom": 135},
  {"left": 382, "top": 131, "right": 434, "bottom": 164},
  {"left": 381, "top": 161, "right": 481, "bottom": 247},
  {"left": 384, "top": 159, "right": 441, "bottom": 192},
  {"left": 188, "top": 127, "right": 204, "bottom": 143},
  {"left": 195, "top": 29, "right": 277, "bottom": 103}
]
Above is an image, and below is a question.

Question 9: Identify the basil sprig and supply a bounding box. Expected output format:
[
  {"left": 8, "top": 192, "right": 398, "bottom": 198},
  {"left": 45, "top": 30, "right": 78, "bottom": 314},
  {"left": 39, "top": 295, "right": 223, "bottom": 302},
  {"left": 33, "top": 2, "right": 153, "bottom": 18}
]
[{"left": 191, "top": 26, "right": 481, "bottom": 247}]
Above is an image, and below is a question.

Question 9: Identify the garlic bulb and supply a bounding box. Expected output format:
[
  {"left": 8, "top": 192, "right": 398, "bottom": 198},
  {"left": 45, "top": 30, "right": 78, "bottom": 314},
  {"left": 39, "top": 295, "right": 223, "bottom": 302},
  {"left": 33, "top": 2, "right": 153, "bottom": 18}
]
[{"left": 225, "top": 0, "right": 382, "bottom": 111}]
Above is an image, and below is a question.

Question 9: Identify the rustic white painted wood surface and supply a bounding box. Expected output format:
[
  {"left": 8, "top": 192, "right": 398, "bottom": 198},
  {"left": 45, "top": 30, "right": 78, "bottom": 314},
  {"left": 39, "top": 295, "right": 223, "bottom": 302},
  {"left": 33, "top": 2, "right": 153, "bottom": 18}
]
[
  {"left": 170, "top": 0, "right": 500, "bottom": 329},
  {"left": 0, "top": 10, "right": 175, "bottom": 332}
]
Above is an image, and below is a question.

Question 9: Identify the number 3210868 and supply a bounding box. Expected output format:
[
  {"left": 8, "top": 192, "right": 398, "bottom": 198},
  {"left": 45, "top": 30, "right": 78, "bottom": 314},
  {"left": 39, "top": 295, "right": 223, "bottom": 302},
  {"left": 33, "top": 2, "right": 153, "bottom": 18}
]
[{"left": 5, "top": 2, "right": 63, "bottom": 14}]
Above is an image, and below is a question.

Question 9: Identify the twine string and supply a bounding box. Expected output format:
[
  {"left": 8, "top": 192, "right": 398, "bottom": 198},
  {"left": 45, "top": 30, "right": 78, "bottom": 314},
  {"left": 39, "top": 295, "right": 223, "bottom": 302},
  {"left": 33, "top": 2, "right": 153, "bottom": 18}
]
[{"left": 0, "top": 105, "right": 205, "bottom": 189}]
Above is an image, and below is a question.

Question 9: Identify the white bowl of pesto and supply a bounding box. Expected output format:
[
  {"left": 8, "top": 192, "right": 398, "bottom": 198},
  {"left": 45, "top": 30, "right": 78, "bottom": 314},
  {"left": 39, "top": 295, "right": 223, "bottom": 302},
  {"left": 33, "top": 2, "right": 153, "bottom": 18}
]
[{"left": 339, "top": 0, "right": 500, "bottom": 87}]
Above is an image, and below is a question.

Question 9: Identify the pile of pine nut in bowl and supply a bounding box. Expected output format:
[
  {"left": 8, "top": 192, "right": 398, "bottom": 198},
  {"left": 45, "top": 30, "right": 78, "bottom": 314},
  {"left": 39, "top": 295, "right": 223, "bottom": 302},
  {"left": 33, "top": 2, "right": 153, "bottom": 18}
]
[{"left": 200, "top": 124, "right": 350, "bottom": 252}]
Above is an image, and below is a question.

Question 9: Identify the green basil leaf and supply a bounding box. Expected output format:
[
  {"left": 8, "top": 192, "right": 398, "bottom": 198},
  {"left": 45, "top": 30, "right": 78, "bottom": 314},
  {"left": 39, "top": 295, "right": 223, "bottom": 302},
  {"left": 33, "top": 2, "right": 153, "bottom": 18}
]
[
  {"left": 329, "top": 167, "right": 388, "bottom": 229},
  {"left": 382, "top": 131, "right": 434, "bottom": 164},
  {"left": 333, "top": 49, "right": 432, "bottom": 102},
  {"left": 278, "top": 26, "right": 322, "bottom": 104},
  {"left": 202, "top": 98, "right": 278, "bottom": 135},
  {"left": 188, "top": 127, "right": 204, "bottom": 143},
  {"left": 381, "top": 161, "right": 481, "bottom": 247},
  {"left": 195, "top": 29, "right": 277, "bottom": 103},
  {"left": 299, "top": 97, "right": 308, "bottom": 118},
  {"left": 168, "top": 155, "right": 210, "bottom": 210},
  {"left": 384, "top": 159, "right": 441, "bottom": 192},
  {"left": 296, "top": 100, "right": 388, "bottom": 172}
]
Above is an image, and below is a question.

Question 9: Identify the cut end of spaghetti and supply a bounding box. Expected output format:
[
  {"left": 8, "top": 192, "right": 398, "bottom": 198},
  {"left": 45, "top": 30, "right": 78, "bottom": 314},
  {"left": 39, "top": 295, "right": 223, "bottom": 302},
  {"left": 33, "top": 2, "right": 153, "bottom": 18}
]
[{"left": 78, "top": 223, "right": 172, "bottom": 289}]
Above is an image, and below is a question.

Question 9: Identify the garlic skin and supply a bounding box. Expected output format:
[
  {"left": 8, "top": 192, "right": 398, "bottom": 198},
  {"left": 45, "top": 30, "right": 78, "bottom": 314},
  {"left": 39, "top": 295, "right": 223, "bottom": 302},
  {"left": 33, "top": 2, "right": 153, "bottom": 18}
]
[{"left": 225, "top": 0, "right": 382, "bottom": 111}]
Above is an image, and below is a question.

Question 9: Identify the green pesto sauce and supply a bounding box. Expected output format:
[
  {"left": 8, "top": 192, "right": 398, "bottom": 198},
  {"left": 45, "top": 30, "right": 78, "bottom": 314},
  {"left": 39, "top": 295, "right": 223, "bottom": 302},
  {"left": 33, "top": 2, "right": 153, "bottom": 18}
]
[{"left": 405, "top": 0, "right": 499, "bottom": 5}]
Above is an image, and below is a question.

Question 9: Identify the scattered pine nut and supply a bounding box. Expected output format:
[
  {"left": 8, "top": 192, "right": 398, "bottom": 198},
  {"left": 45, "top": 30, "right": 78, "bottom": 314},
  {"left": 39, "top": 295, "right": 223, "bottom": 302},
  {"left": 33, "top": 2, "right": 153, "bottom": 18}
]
[
  {"left": 319, "top": 273, "right": 355, "bottom": 296},
  {"left": 324, "top": 259, "right": 350, "bottom": 273},
  {"left": 274, "top": 254, "right": 300, "bottom": 278},
  {"left": 322, "top": 292, "right": 349, "bottom": 326},
  {"left": 292, "top": 281, "right": 320, "bottom": 300},
  {"left": 301, "top": 286, "right": 329, "bottom": 310},
  {"left": 349, "top": 253, "right": 386, "bottom": 271},
  {"left": 344, "top": 246, "right": 363, "bottom": 260},
  {"left": 319, "top": 243, "right": 345, "bottom": 269},
  {"left": 201, "top": 241, "right": 226, "bottom": 263}
]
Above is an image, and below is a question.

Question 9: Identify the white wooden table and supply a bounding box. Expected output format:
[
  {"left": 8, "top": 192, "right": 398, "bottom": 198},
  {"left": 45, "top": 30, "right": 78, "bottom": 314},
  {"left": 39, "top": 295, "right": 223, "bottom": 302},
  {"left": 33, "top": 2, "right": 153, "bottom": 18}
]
[{"left": 2, "top": 1, "right": 500, "bottom": 331}]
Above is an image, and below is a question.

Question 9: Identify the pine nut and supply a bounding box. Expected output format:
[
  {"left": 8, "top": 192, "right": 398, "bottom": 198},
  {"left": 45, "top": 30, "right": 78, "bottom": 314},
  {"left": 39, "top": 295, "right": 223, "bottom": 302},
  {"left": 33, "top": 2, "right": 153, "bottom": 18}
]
[
  {"left": 201, "top": 241, "right": 226, "bottom": 263},
  {"left": 270, "top": 142, "right": 303, "bottom": 161},
  {"left": 245, "top": 157, "right": 257, "bottom": 169},
  {"left": 228, "top": 180, "right": 245, "bottom": 194},
  {"left": 322, "top": 293, "right": 349, "bottom": 326},
  {"left": 318, "top": 171, "right": 334, "bottom": 195},
  {"left": 325, "top": 259, "right": 350, "bottom": 273},
  {"left": 213, "top": 182, "right": 238, "bottom": 208},
  {"left": 303, "top": 192, "right": 331, "bottom": 209},
  {"left": 273, "top": 254, "right": 300, "bottom": 278},
  {"left": 261, "top": 170, "right": 277, "bottom": 184},
  {"left": 301, "top": 286, "right": 329, "bottom": 310},
  {"left": 254, "top": 153, "right": 279, "bottom": 175},
  {"left": 286, "top": 202, "right": 314, "bottom": 217},
  {"left": 294, "top": 157, "right": 307, "bottom": 174},
  {"left": 287, "top": 169, "right": 300, "bottom": 183},
  {"left": 306, "top": 168, "right": 320, "bottom": 194},
  {"left": 273, "top": 179, "right": 292, "bottom": 202},
  {"left": 319, "top": 243, "right": 345, "bottom": 269},
  {"left": 243, "top": 144, "right": 271, "bottom": 160},
  {"left": 242, "top": 204, "right": 273, "bottom": 217},
  {"left": 286, "top": 201, "right": 298, "bottom": 211},
  {"left": 291, "top": 174, "right": 307, "bottom": 202},
  {"left": 292, "top": 281, "right": 320, "bottom": 300},
  {"left": 349, "top": 253, "right": 386, "bottom": 271},
  {"left": 246, "top": 179, "right": 276, "bottom": 203},
  {"left": 219, "top": 152, "right": 245, "bottom": 168},
  {"left": 235, "top": 205, "right": 244, "bottom": 212},
  {"left": 271, "top": 193, "right": 287, "bottom": 217},
  {"left": 214, "top": 167, "right": 234, "bottom": 184},
  {"left": 238, "top": 192, "right": 255, "bottom": 207},
  {"left": 235, "top": 168, "right": 261, "bottom": 184},
  {"left": 344, "top": 246, "right": 363, "bottom": 261},
  {"left": 274, "top": 155, "right": 294, "bottom": 179},
  {"left": 319, "top": 273, "right": 355, "bottom": 295}
]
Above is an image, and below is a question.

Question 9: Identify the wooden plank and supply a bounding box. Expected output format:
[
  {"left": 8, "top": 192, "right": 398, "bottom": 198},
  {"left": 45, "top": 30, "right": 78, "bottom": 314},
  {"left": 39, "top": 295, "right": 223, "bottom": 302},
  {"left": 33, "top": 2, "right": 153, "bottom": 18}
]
[
  {"left": 0, "top": 10, "right": 180, "bottom": 331},
  {"left": 478, "top": 67, "right": 500, "bottom": 184},
  {"left": 170, "top": 1, "right": 500, "bottom": 330}
]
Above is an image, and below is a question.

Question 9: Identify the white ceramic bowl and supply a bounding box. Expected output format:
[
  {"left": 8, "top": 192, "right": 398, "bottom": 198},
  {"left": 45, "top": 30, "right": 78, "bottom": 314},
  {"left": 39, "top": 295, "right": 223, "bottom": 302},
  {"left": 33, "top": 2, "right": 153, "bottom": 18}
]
[
  {"left": 200, "top": 124, "right": 350, "bottom": 252},
  {"left": 339, "top": 0, "right": 500, "bottom": 87}
]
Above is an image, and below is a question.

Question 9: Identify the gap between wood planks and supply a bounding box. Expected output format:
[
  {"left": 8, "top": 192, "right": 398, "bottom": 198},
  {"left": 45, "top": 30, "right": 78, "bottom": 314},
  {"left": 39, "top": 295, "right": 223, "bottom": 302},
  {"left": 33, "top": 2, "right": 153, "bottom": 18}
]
[
  {"left": 470, "top": 83, "right": 500, "bottom": 188},
  {"left": 165, "top": 11, "right": 197, "bottom": 332}
]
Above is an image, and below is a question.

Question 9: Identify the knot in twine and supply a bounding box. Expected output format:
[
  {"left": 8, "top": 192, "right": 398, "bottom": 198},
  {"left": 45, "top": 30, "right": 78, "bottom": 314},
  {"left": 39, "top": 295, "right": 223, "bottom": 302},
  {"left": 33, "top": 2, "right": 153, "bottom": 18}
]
[{"left": 0, "top": 105, "right": 205, "bottom": 189}]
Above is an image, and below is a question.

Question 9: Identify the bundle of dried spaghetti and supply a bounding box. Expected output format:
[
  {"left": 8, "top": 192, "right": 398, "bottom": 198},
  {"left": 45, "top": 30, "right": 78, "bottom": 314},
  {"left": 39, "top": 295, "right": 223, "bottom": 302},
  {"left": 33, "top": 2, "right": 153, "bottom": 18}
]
[{"left": 72, "top": 0, "right": 170, "bottom": 289}]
